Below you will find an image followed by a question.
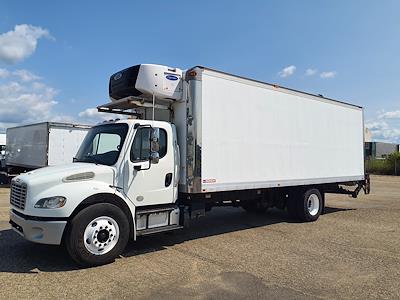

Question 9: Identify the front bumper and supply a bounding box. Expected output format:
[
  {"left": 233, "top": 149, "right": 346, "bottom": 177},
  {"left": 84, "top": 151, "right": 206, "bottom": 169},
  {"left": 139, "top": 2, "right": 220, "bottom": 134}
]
[{"left": 9, "top": 210, "right": 67, "bottom": 245}]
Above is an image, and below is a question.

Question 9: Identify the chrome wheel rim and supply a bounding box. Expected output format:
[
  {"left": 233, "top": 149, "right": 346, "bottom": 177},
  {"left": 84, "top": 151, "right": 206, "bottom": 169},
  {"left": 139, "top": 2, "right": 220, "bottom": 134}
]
[
  {"left": 307, "top": 194, "right": 320, "bottom": 216},
  {"left": 84, "top": 216, "right": 120, "bottom": 255}
]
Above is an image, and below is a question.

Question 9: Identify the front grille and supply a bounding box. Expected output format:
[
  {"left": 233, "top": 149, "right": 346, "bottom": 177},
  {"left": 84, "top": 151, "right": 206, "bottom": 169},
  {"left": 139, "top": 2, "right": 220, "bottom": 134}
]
[{"left": 10, "top": 181, "right": 27, "bottom": 210}]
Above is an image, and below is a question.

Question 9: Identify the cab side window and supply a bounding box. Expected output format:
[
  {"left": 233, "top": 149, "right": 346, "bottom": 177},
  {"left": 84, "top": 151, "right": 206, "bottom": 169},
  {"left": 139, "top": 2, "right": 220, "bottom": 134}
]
[{"left": 131, "top": 127, "right": 167, "bottom": 162}]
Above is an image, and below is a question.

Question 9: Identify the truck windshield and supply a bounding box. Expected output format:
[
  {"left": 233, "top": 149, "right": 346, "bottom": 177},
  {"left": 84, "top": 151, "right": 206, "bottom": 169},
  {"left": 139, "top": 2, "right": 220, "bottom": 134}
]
[{"left": 74, "top": 123, "right": 129, "bottom": 166}]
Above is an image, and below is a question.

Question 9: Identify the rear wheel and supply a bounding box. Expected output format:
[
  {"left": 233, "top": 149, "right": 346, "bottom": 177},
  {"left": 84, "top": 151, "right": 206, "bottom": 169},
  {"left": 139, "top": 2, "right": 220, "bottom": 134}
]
[
  {"left": 65, "top": 203, "right": 130, "bottom": 267},
  {"left": 286, "top": 188, "right": 323, "bottom": 222},
  {"left": 297, "top": 188, "right": 323, "bottom": 222}
]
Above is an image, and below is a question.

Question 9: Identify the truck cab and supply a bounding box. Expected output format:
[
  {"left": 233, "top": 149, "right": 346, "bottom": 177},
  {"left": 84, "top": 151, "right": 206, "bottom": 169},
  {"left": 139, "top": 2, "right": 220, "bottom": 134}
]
[{"left": 10, "top": 119, "right": 181, "bottom": 266}]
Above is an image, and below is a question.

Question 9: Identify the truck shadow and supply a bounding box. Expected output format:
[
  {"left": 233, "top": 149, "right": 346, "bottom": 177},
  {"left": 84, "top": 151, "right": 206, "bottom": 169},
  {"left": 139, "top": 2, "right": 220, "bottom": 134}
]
[
  {"left": 123, "top": 206, "right": 354, "bottom": 257},
  {"left": 0, "top": 206, "right": 353, "bottom": 273},
  {"left": 0, "top": 229, "right": 79, "bottom": 273}
]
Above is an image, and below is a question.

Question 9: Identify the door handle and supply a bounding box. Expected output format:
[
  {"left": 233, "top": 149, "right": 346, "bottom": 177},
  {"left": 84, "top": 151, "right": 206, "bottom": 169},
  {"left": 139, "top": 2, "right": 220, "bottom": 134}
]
[{"left": 165, "top": 173, "right": 172, "bottom": 187}]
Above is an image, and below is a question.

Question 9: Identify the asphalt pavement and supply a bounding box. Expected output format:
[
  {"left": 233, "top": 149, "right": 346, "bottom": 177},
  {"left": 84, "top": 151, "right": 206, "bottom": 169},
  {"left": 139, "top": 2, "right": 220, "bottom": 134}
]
[{"left": 0, "top": 175, "right": 399, "bottom": 299}]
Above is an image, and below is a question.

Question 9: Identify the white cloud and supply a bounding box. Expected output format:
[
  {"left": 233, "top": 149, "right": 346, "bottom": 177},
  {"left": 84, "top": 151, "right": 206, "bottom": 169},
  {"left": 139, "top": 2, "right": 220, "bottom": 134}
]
[
  {"left": 0, "top": 80, "right": 57, "bottom": 126},
  {"left": 305, "top": 68, "right": 317, "bottom": 76},
  {"left": 0, "top": 68, "right": 10, "bottom": 78},
  {"left": 79, "top": 108, "right": 104, "bottom": 119},
  {"left": 0, "top": 24, "right": 53, "bottom": 64},
  {"left": 0, "top": 67, "right": 126, "bottom": 132},
  {"left": 320, "top": 71, "right": 336, "bottom": 79},
  {"left": 0, "top": 68, "right": 41, "bottom": 81},
  {"left": 370, "top": 127, "right": 400, "bottom": 143},
  {"left": 366, "top": 117, "right": 400, "bottom": 143},
  {"left": 0, "top": 70, "right": 73, "bottom": 132},
  {"left": 51, "top": 114, "right": 77, "bottom": 123},
  {"left": 378, "top": 110, "right": 400, "bottom": 119},
  {"left": 278, "top": 65, "right": 296, "bottom": 78},
  {"left": 13, "top": 69, "right": 41, "bottom": 82},
  {"left": 366, "top": 120, "right": 389, "bottom": 131}
]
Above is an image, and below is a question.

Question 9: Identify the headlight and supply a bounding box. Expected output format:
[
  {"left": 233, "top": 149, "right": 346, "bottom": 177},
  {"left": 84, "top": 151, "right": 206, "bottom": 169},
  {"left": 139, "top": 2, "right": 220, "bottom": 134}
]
[{"left": 34, "top": 196, "right": 67, "bottom": 209}]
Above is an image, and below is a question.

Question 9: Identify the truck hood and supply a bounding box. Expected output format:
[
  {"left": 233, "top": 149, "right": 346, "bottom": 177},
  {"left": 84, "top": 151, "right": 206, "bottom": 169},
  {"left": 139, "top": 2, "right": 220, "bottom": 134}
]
[
  {"left": 15, "top": 163, "right": 115, "bottom": 186},
  {"left": 11, "top": 163, "right": 117, "bottom": 218}
]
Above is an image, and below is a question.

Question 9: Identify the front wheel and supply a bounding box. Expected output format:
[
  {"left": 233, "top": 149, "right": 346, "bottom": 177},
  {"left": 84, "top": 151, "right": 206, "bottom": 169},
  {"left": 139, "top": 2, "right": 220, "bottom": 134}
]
[{"left": 65, "top": 203, "right": 130, "bottom": 267}]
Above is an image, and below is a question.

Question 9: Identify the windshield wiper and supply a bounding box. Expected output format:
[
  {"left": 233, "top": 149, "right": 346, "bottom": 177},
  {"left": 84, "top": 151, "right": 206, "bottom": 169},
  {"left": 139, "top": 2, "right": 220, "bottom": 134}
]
[{"left": 76, "top": 155, "right": 101, "bottom": 165}]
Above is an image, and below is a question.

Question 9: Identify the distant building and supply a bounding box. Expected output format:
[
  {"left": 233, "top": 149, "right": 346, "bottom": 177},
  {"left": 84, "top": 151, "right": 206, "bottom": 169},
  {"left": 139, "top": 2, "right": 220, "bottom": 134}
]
[
  {"left": 364, "top": 128, "right": 372, "bottom": 142},
  {"left": 365, "top": 142, "right": 399, "bottom": 159}
]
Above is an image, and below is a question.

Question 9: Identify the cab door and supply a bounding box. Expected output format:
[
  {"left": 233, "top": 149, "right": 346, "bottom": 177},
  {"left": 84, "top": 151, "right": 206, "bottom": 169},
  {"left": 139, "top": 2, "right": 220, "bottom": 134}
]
[{"left": 122, "top": 122, "right": 176, "bottom": 207}]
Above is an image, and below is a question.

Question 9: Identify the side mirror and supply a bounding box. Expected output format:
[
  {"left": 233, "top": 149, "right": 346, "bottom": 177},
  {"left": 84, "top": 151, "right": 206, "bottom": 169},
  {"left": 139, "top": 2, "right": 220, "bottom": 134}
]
[{"left": 149, "top": 128, "right": 160, "bottom": 165}]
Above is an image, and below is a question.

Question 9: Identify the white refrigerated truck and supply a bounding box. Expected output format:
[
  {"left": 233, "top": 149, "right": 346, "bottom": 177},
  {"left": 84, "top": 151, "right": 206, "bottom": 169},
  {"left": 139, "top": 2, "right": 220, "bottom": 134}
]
[{"left": 9, "top": 64, "right": 370, "bottom": 266}]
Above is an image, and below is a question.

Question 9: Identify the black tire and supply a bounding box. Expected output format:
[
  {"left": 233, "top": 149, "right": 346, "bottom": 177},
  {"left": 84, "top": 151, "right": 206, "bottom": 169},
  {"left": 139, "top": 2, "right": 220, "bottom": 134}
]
[
  {"left": 241, "top": 201, "right": 268, "bottom": 213},
  {"left": 297, "top": 188, "right": 323, "bottom": 222},
  {"left": 65, "top": 203, "right": 130, "bottom": 267}
]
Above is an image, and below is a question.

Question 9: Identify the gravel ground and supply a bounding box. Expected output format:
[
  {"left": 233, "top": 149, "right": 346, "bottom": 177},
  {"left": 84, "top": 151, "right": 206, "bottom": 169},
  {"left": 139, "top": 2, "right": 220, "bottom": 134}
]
[{"left": 0, "top": 175, "right": 399, "bottom": 299}]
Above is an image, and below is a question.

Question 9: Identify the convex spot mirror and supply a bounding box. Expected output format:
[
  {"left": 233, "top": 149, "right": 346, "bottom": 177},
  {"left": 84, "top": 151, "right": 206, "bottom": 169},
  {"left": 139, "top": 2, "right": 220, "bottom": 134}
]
[
  {"left": 150, "top": 151, "right": 159, "bottom": 164},
  {"left": 150, "top": 128, "right": 160, "bottom": 152},
  {"left": 150, "top": 127, "right": 160, "bottom": 164}
]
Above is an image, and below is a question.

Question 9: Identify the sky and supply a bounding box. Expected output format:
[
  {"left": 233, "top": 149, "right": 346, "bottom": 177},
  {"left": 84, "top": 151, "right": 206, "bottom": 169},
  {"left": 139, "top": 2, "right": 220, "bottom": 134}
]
[{"left": 0, "top": 1, "right": 399, "bottom": 142}]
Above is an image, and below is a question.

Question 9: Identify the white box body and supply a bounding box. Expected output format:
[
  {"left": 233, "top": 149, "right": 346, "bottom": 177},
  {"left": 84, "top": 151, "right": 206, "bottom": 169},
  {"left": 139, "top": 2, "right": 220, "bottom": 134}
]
[
  {"left": 0, "top": 133, "right": 6, "bottom": 146},
  {"left": 6, "top": 122, "right": 90, "bottom": 169},
  {"left": 176, "top": 67, "right": 365, "bottom": 193}
]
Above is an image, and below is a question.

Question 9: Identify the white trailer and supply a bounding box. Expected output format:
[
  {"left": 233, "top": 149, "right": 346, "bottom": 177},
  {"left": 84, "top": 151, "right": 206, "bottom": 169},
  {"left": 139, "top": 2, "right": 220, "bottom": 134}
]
[
  {"left": 0, "top": 133, "right": 5, "bottom": 148},
  {"left": 6, "top": 122, "right": 90, "bottom": 173},
  {"left": 9, "top": 64, "right": 370, "bottom": 266}
]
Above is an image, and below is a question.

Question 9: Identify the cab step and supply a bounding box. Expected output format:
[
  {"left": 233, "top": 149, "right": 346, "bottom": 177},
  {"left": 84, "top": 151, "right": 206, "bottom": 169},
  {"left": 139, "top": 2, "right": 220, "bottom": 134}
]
[
  {"left": 136, "top": 206, "right": 176, "bottom": 215},
  {"left": 136, "top": 225, "right": 183, "bottom": 236},
  {"left": 135, "top": 205, "right": 181, "bottom": 234}
]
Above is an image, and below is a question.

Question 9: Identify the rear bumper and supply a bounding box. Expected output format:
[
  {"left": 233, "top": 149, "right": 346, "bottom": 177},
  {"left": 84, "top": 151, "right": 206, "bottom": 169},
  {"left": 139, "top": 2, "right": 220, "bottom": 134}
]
[{"left": 9, "top": 210, "right": 67, "bottom": 245}]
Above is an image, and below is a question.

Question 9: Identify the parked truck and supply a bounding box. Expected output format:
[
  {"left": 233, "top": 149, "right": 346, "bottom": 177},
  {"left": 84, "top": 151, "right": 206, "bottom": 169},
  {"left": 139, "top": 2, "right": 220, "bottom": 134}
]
[
  {"left": 6, "top": 122, "right": 90, "bottom": 175},
  {"left": 9, "top": 64, "right": 370, "bottom": 266},
  {"left": 0, "top": 133, "right": 6, "bottom": 170}
]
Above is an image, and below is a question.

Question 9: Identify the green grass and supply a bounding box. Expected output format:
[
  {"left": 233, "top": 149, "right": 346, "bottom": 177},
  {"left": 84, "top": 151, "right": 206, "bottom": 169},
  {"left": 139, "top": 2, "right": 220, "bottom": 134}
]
[{"left": 366, "top": 152, "right": 400, "bottom": 175}]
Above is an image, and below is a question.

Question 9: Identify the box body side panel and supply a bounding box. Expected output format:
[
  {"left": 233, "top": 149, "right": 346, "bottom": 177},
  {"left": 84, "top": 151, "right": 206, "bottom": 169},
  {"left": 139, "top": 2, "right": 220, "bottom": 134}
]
[
  {"left": 6, "top": 123, "right": 49, "bottom": 168},
  {"left": 199, "top": 72, "right": 364, "bottom": 192},
  {"left": 0, "top": 133, "right": 6, "bottom": 145},
  {"left": 48, "top": 126, "right": 89, "bottom": 166}
]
